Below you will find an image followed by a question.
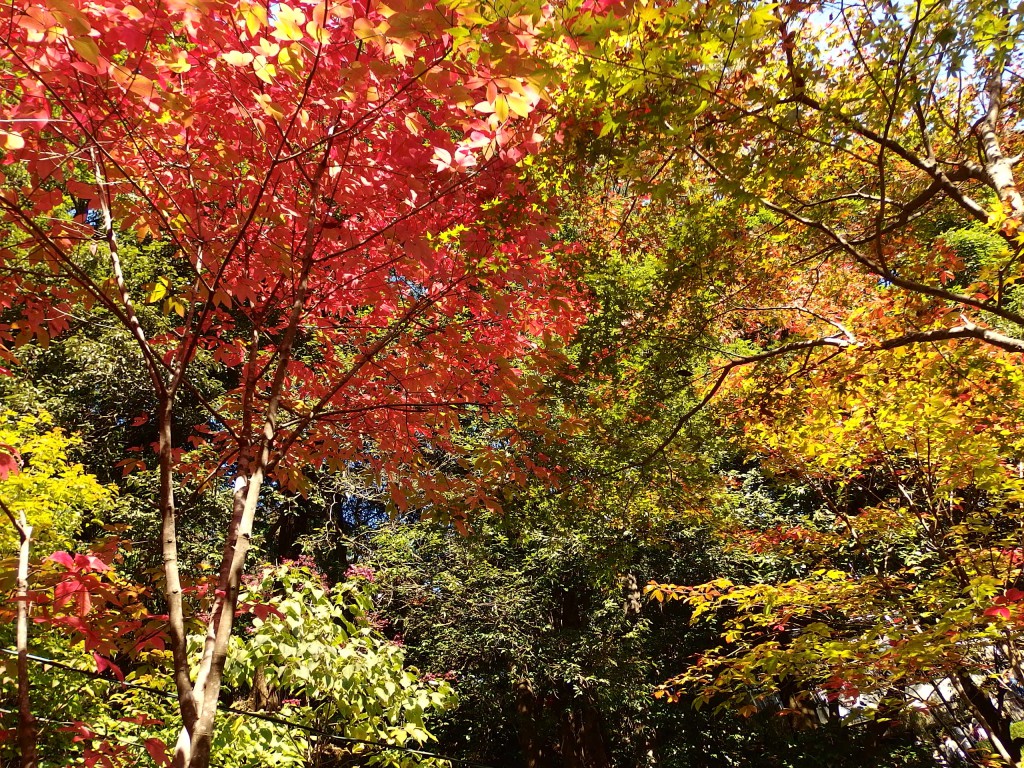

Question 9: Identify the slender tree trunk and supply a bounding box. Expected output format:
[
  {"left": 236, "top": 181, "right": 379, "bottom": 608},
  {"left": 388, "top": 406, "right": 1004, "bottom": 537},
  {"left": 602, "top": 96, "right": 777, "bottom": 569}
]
[
  {"left": 978, "top": 73, "right": 1024, "bottom": 222},
  {"left": 15, "top": 511, "right": 36, "bottom": 768},
  {"left": 191, "top": 477, "right": 249, "bottom": 704},
  {"left": 177, "top": 130, "right": 340, "bottom": 767},
  {"left": 187, "top": 465, "right": 267, "bottom": 767},
  {"left": 954, "top": 673, "right": 1021, "bottom": 767},
  {"left": 164, "top": 393, "right": 197, "bottom": 768},
  {"left": 2, "top": 500, "right": 38, "bottom": 768}
]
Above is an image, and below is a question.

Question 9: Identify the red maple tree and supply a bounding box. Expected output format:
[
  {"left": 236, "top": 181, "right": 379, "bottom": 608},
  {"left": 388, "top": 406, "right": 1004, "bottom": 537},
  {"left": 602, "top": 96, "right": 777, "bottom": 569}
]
[{"left": 0, "top": 0, "right": 578, "bottom": 763}]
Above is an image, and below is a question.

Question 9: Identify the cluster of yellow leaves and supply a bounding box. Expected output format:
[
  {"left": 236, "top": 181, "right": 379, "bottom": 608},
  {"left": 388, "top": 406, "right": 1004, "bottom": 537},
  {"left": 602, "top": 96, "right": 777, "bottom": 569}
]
[
  {"left": 746, "top": 346, "right": 1024, "bottom": 497},
  {"left": 0, "top": 411, "right": 118, "bottom": 554}
]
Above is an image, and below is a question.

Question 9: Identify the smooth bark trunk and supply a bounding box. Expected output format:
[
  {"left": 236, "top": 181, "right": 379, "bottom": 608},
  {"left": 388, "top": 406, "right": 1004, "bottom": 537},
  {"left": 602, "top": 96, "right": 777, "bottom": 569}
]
[
  {"left": 978, "top": 72, "right": 1024, "bottom": 221},
  {"left": 2, "top": 499, "right": 38, "bottom": 768},
  {"left": 15, "top": 511, "right": 36, "bottom": 768}
]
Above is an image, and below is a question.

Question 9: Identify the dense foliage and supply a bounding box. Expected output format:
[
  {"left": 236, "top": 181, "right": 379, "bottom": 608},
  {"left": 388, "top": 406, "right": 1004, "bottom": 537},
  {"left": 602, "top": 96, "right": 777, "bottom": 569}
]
[{"left": 3, "top": 0, "right": 1024, "bottom": 766}]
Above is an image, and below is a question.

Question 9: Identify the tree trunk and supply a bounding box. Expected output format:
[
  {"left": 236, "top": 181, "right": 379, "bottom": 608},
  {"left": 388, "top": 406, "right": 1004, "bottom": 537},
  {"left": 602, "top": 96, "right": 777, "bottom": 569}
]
[
  {"left": 560, "top": 698, "right": 611, "bottom": 768},
  {"left": 978, "top": 74, "right": 1024, "bottom": 222},
  {"left": 186, "top": 468, "right": 266, "bottom": 767},
  {"left": 955, "top": 672, "right": 1021, "bottom": 767},
  {"left": 515, "top": 680, "right": 553, "bottom": 768},
  {"left": 168, "top": 131, "right": 341, "bottom": 768},
  {"left": 3, "top": 500, "right": 38, "bottom": 768},
  {"left": 250, "top": 665, "right": 280, "bottom": 712}
]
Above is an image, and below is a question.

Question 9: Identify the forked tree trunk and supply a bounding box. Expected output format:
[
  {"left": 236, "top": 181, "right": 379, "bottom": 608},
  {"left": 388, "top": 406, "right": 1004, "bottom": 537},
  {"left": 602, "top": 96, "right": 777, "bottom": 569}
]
[
  {"left": 954, "top": 673, "right": 1022, "bottom": 768},
  {"left": 169, "top": 157, "right": 327, "bottom": 768}
]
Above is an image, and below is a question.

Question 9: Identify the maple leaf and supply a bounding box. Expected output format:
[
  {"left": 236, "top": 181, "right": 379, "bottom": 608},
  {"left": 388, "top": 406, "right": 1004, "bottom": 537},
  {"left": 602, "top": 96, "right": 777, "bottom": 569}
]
[{"left": 0, "top": 444, "right": 20, "bottom": 480}]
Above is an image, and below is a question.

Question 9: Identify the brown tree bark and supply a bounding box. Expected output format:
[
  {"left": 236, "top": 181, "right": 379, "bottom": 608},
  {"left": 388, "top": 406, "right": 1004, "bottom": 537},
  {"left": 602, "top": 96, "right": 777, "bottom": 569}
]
[
  {"left": 954, "top": 673, "right": 1021, "bottom": 767},
  {"left": 515, "top": 680, "right": 553, "bottom": 768},
  {"left": 560, "top": 699, "right": 611, "bottom": 768},
  {"left": 250, "top": 666, "right": 281, "bottom": 713}
]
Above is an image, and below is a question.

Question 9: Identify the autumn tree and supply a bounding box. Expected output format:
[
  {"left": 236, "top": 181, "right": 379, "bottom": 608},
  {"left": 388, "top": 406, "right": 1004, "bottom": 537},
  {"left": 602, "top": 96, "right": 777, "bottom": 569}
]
[
  {"left": 547, "top": 0, "right": 1024, "bottom": 762},
  {"left": 554, "top": 0, "right": 1024, "bottom": 385},
  {"left": 0, "top": 0, "right": 579, "bottom": 764},
  {"left": 647, "top": 345, "right": 1024, "bottom": 765}
]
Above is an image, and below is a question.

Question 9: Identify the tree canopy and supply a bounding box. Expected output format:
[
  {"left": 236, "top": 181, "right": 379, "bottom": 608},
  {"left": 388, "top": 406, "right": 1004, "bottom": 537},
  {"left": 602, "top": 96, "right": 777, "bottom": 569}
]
[{"left": 3, "top": 0, "right": 1024, "bottom": 767}]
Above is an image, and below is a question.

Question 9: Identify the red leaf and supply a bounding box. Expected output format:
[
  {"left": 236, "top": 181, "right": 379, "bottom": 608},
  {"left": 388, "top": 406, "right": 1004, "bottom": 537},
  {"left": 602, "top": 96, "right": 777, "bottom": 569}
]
[
  {"left": 49, "top": 551, "right": 77, "bottom": 570},
  {"left": 985, "top": 606, "right": 1011, "bottom": 619},
  {"left": 0, "top": 445, "right": 19, "bottom": 480},
  {"left": 93, "top": 652, "right": 124, "bottom": 682},
  {"left": 63, "top": 721, "right": 95, "bottom": 742},
  {"left": 131, "top": 414, "right": 149, "bottom": 427},
  {"left": 252, "top": 602, "right": 286, "bottom": 621},
  {"left": 78, "top": 553, "right": 110, "bottom": 572},
  {"left": 143, "top": 737, "right": 171, "bottom": 768},
  {"left": 54, "top": 580, "right": 78, "bottom": 604},
  {"left": 77, "top": 589, "right": 92, "bottom": 617}
]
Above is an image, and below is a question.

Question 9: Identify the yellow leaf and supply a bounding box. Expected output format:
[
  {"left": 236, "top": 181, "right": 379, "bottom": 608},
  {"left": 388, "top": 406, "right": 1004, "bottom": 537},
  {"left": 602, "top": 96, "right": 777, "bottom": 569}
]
[
  {"left": 353, "top": 17, "right": 377, "bottom": 40},
  {"left": 147, "top": 276, "right": 170, "bottom": 303},
  {"left": 493, "top": 94, "right": 508, "bottom": 122},
  {"left": 111, "top": 64, "right": 156, "bottom": 100},
  {"left": 122, "top": 4, "right": 143, "bottom": 20},
  {"left": 255, "top": 94, "right": 286, "bottom": 120},
  {"left": 305, "top": 19, "right": 330, "bottom": 43},
  {"left": 128, "top": 74, "right": 155, "bottom": 100},
  {"left": 253, "top": 55, "right": 276, "bottom": 84},
  {"left": 278, "top": 43, "right": 303, "bottom": 76},
  {"left": 256, "top": 38, "right": 280, "bottom": 57},
  {"left": 222, "top": 50, "right": 254, "bottom": 66},
  {"left": 404, "top": 112, "right": 424, "bottom": 135},
  {"left": 167, "top": 297, "right": 186, "bottom": 318},
  {"left": 329, "top": 2, "right": 353, "bottom": 18},
  {"left": 505, "top": 92, "right": 530, "bottom": 118},
  {"left": 271, "top": 4, "right": 305, "bottom": 41},
  {"left": 390, "top": 39, "right": 414, "bottom": 65},
  {"left": 46, "top": 0, "right": 90, "bottom": 35},
  {"left": 167, "top": 50, "right": 191, "bottom": 73},
  {"left": 0, "top": 132, "right": 24, "bottom": 151},
  {"left": 71, "top": 36, "right": 100, "bottom": 65},
  {"left": 238, "top": 1, "right": 266, "bottom": 35}
]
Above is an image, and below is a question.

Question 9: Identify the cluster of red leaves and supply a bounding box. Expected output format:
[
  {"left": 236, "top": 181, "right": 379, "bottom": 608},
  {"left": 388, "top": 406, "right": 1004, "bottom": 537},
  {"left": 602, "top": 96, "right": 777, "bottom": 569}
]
[
  {"left": 0, "top": 0, "right": 584, "bottom": 509},
  {"left": 983, "top": 588, "right": 1024, "bottom": 621},
  {"left": 0, "top": 544, "right": 167, "bottom": 677}
]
